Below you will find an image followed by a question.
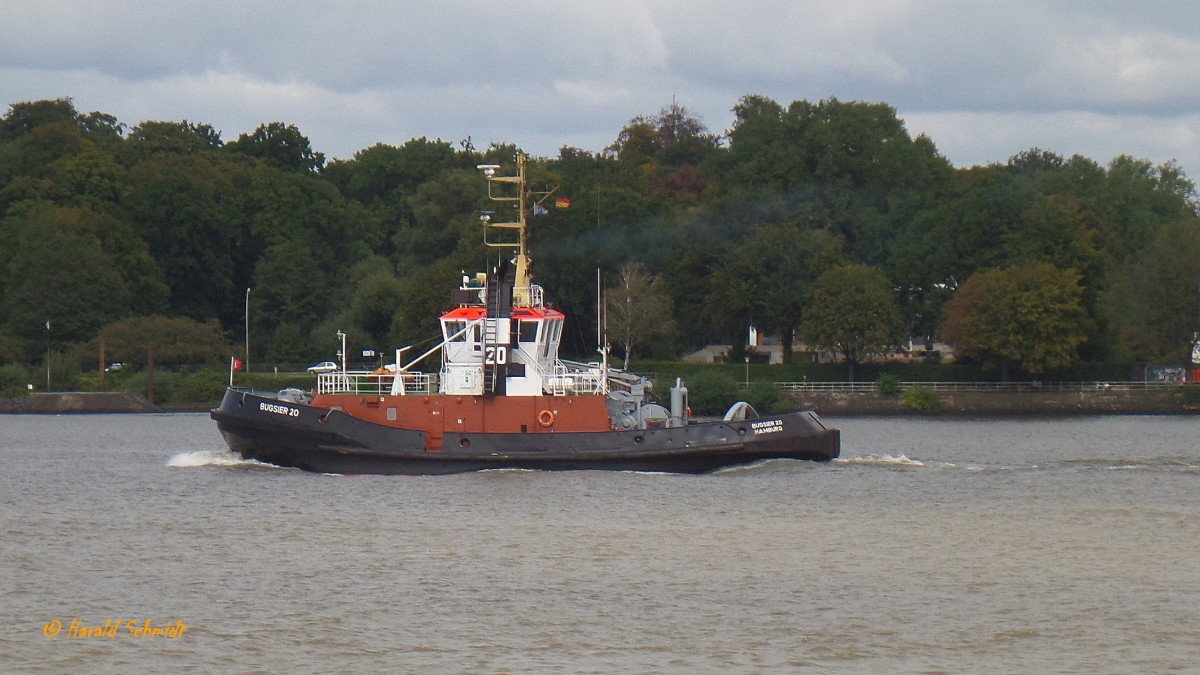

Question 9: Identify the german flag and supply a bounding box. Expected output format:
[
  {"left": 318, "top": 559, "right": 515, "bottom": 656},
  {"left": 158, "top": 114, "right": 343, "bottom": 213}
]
[{"left": 555, "top": 195, "right": 571, "bottom": 209}]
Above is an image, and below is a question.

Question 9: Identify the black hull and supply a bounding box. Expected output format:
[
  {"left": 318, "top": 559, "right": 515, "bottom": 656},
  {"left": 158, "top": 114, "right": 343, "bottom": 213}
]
[{"left": 210, "top": 389, "right": 839, "bottom": 475}]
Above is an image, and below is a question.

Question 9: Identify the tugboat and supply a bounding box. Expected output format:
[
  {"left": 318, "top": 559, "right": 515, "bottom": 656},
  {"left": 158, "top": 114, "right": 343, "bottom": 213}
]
[{"left": 211, "top": 154, "right": 839, "bottom": 474}]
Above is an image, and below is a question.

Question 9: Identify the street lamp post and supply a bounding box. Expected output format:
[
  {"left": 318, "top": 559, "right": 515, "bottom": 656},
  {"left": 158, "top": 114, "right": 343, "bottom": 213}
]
[
  {"left": 45, "top": 320, "right": 50, "bottom": 391},
  {"left": 245, "top": 288, "right": 251, "bottom": 374}
]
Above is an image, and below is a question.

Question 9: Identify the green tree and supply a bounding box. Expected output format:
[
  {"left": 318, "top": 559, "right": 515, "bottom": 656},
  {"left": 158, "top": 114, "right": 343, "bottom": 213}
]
[
  {"left": 325, "top": 137, "right": 460, "bottom": 205},
  {"left": 395, "top": 169, "right": 485, "bottom": 267},
  {"left": 605, "top": 261, "right": 676, "bottom": 369},
  {"left": 349, "top": 266, "right": 406, "bottom": 350},
  {"left": 704, "top": 256, "right": 756, "bottom": 360},
  {"left": 0, "top": 205, "right": 131, "bottom": 352},
  {"left": 723, "top": 94, "right": 790, "bottom": 191},
  {"left": 124, "top": 154, "right": 251, "bottom": 324},
  {"left": 739, "top": 223, "right": 844, "bottom": 363},
  {"left": 721, "top": 95, "right": 954, "bottom": 264},
  {"left": 0, "top": 99, "right": 78, "bottom": 141},
  {"left": 121, "top": 120, "right": 224, "bottom": 164},
  {"left": 683, "top": 369, "right": 740, "bottom": 416},
  {"left": 49, "top": 146, "right": 128, "bottom": 211},
  {"left": 1096, "top": 155, "right": 1197, "bottom": 259},
  {"left": 226, "top": 121, "right": 325, "bottom": 173},
  {"left": 663, "top": 204, "right": 765, "bottom": 356},
  {"left": 251, "top": 238, "right": 330, "bottom": 361},
  {"left": 1, "top": 120, "right": 90, "bottom": 182},
  {"left": 0, "top": 329, "right": 22, "bottom": 364},
  {"left": 244, "top": 163, "right": 382, "bottom": 260},
  {"left": 90, "top": 315, "right": 231, "bottom": 367},
  {"left": 608, "top": 100, "right": 718, "bottom": 169},
  {"left": 391, "top": 256, "right": 467, "bottom": 351},
  {"left": 607, "top": 101, "right": 719, "bottom": 205},
  {"left": 1103, "top": 217, "right": 1200, "bottom": 362},
  {"left": 0, "top": 98, "right": 121, "bottom": 148},
  {"left": 938, "top": 262, "right": 1089, "bottom": 379},
  {"left": 798, "top": 264, "right": 903, "bottom": 381}
]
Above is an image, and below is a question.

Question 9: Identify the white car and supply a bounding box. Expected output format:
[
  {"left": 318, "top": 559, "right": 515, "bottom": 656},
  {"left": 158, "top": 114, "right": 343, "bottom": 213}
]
[{"left": 307, "top": 361, "right": 338, "bottom": 374}]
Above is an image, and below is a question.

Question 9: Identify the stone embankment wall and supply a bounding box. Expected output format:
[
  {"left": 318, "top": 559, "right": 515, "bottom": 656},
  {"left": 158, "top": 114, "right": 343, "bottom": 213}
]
[
  {"left": 0, "top": 392, "right": 158, "bottom": 414},
  {"left": 794, "top": 388, "right": 1200, "bottom": 416}
]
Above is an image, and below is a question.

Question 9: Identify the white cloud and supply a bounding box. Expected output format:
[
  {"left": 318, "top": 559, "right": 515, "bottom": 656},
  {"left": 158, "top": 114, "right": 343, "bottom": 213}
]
[
  {"left": 904, "top": 109, "right": 1200, "bottom": 171},
  {"left": 3, "top": 2, "right": 1200, "bottom": 174},
  {"left": 1045, "top": 31, "right": 1200, "bottom": 111},
  {"left": 551, "top": 81, "right": 635, "bottom": 111}
]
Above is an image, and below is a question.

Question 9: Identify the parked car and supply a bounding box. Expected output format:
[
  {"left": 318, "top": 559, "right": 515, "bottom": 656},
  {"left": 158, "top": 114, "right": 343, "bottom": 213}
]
[
  {"left": 105, "top": 362, "right": 125, "bottom": 372},
  {"left": 307, "top": 361, "right": 338, "bottom": 374}
]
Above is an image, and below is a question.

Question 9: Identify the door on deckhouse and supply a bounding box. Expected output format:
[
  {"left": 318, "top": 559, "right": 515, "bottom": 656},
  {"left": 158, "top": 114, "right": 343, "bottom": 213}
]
[{"left": 426, "top": 402, "right": 445, "bottom": 451}]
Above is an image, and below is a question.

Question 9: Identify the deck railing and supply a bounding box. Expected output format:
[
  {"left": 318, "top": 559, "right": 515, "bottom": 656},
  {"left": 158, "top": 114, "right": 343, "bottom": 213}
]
[
  {"left": 549, "top": 362, "right": 606, "bottom": 396},
  {"left": 314, "top": 373, "right": 1182, "bottom": 396},
  {"left": 316, "top": 371, "right": 434, "bottom": 396},
  {"left": 764, "top": 380, "right": 1187, "bottom": 393}
]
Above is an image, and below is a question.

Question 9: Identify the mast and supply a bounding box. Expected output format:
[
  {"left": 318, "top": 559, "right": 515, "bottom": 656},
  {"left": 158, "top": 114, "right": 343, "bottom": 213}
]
[{"left": 478, "top": 153, "right": 536, "bottom": 307}]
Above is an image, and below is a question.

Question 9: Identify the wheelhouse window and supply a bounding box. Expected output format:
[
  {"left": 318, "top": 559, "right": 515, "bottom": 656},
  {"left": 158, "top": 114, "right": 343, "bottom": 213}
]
[
  {"left": 519, "top": 320, "right": 539, "bottom": 344},
  {"left": 445, "top": 321, "right": 467, "bottom": 342},
  {"left": 542, "top": 318, "right": 563, "bottom": 359}
]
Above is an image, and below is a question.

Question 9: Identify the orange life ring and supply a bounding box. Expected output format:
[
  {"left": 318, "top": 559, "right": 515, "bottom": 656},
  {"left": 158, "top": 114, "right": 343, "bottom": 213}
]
[{"left": 537, "top": 409, "right": 556, "bottom": 427}]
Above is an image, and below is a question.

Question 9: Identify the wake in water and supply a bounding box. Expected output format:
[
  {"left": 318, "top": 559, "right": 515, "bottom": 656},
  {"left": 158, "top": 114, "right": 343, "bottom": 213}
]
[
  {"left": 836, "top": 453, "right": 937, "bottom": 468},
  {"left": 1100, "top": 458, "right": 1200, "bottom": 472},
  {"left": 712, "top": 458, "right": 825, "bottom": 474},
  {"left": 167, "top": 449, "right": 282, "bottom": 469},
  {"left": 836, "top": 453, "right": 1200, "bottom": 474}
]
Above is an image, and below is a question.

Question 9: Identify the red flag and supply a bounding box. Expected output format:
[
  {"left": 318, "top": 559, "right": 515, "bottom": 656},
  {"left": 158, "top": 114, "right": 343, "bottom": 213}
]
[{"left": 233, "top": 357, "right": 244, "bottom": 371}]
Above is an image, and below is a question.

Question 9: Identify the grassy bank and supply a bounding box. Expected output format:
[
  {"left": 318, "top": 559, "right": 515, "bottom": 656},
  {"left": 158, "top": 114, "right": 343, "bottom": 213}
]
[
  {"left": 5, "top": 361, "right": 1198, "bottom": 417},
  {"left": 793, "top": 386, "right": 1200, "bottom": 417}
]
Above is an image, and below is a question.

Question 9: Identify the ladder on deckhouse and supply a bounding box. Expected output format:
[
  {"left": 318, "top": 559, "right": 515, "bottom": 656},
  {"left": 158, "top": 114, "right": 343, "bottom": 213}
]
[{"left": 481, "top": 269, "right": 509, "bottom": 395}]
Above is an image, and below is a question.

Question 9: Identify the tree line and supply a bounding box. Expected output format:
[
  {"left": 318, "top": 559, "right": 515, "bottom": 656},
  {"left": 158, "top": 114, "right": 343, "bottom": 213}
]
[{"left": 1, "top": 95, "right": 1198, "bottom": 388}]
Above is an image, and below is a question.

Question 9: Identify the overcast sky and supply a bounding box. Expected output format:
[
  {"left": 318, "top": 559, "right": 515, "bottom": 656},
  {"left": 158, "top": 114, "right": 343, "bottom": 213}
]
[{"left": 4, "top": 1, "right": 1200, "bottom": 178}]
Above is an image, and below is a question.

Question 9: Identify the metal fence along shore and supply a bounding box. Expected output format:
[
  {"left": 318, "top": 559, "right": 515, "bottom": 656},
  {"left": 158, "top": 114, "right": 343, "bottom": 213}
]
[{"left": 766, "top": 380, "right": 1188, "bottom": 393}]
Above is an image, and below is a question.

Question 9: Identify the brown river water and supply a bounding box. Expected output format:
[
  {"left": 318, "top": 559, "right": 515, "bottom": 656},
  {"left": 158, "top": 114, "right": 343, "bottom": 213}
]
[{"left": 2, "top": 413, "right": 1198, "bottom": 673}]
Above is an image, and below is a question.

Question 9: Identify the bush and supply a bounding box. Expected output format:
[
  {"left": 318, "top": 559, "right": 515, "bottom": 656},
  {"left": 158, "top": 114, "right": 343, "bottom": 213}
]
[
  {"left": 116, "top": 370, "right": 178, "bottom": 404},
  {"left": 1169, "top": 385, "right": 1200, "bottom": 405},
  {"left": 177, "top": 370, "right": 231, "bottom": 404},
  {"left": 0, "top": 364, "right": 31, "bottom": 397},
  {"left": 682, "top": 370, "right": 740, "bottom": 416},
  {"left": 876, "top": 373, "right": 901, "bottom": 397},
  {"left": 745, "top": 380, "right": 784, "bottom": 413},
  {"left": 47, "top": 352, "right": 81, "bottom": 391},
  {"left": 902, "top": 385, "right": 940, "bottom": 411}
]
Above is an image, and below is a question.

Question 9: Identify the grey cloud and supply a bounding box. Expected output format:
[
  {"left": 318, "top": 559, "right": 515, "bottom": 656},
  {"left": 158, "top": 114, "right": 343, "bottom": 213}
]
[{"left": 3, "top": 1, "right": 1199, "bottom": 173}]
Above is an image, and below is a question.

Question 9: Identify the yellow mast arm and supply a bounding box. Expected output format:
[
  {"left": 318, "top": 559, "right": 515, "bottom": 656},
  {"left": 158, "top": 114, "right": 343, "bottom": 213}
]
[{"left": 478, "top": 153, "right": 539, "bottom": 307}]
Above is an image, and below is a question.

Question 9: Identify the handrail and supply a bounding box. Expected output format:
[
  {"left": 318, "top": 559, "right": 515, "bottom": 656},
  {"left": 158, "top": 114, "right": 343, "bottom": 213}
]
[
  {"left": 549, "top": 362, "right": 605, "bottom": 396},
  {"left": 764, "top": 381, "right": 1189, "bottom": 393},
  {"left": 317, "top": 371, "right": 434, "bottom": 396}
]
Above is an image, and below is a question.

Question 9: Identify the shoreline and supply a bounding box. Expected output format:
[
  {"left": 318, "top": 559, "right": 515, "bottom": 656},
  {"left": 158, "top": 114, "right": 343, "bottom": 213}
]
[
  {"left": 797, "top": 388, "right": 1200, "bottom": 417},
  {"left": 0, "top": 392, "right": 161, "bottom": 414},
  {"left": 4, "top": 388, "right": 1199, "bottom": 416}
]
